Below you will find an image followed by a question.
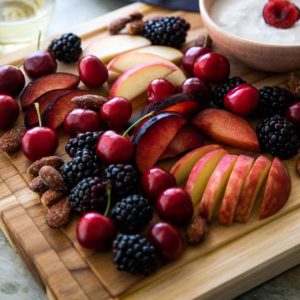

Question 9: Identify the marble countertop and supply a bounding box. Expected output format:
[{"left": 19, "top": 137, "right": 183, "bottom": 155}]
[{"left": 1, "top": 0, "right": 300, "bottom": 299}]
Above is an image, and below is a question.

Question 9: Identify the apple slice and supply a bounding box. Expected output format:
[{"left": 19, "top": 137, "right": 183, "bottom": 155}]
[
  {"left": 134, "top": 46, "right": 183, "bottom": 64},
  {"left": 20, "top": 73, "right": 79, "bottom": 109},
  {"left": 109, "top": 62, "right": 177, "bottom": 101},
  {"left": 185, "top": 148, "right": 228, "bottom": 206},
  {"left": 192, "top": 109, "right": 260, "bottom": 152},
  {"left": 234, "top": 155, "right": 271, "bottom": 222},
  {"left": 83, "top": 35, "right": 151, "bottom": 63},
  {"left": 219, "top": 155, "right": 254, "bottom": 225},
  {"left": 160, "top": 124, "right": 205, "bottom": 160},
  {"left": 133, "top": 112, "right": 186, "bottom": 172},
  {"left": 43, "top": 90, "right": 100, "bottom": 129},
  {"left": 24, "top": 89, "right": 70, "bottom": 128},
  {"left": 199, "top": 154, "right": 238, "bottom": 221},
  {"left": 170, "top": 144, "right": 221, "bottom": 185},
  {"left": 259, "top": 158, "right": 291, "bottom": 219}
]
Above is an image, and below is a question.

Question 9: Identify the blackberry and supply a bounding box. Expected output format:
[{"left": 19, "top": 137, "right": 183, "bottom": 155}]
[
  {"left": 65, "top": 131, "right": 102, "bottom": 157},
  {"left": 61, "top": 149, "right": 102, "bottom": 188},
  {"left": 69, "top": 177, "right": 106, "bottom": 214},
  {"left": 213, "top": 76, "right": 245, "bottom": 107},
  {"left": 104, "top": 164, "right": 139, "bottom": 198},
  {"left": 48, "top": 33, "right": 82, "bottom": 63},
  {"left": 256, "top": 115, "right": 300, "bottom": 159},
  {"left": 113, "top": 234, "right": 159, "bottom": 275},
  {"left": 110, "top": 194, "right": 153, "bottom": 232},
  {"left": 257, "top": 86, "right": 293, "bottom": 117},
  {"left": 143, "top": 16, "right": 190, "bottom": 49}
]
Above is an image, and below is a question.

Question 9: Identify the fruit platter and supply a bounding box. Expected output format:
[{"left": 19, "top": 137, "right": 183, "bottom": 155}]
[{"left": 0, "top": 2, "right": 300, "bottom": 300}]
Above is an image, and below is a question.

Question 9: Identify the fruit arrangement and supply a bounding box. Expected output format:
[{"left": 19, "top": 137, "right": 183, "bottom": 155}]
[{"left": 0, "top": 10, "right": 299, "bottom": 277}]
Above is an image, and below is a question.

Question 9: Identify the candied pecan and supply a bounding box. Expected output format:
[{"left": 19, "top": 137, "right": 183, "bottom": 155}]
[
  {"left": 71, "top": 94, "right": 106, "bottom": 110},
  {"left": 0, "top": 127, "right": 25, "bottom": 153},
  {"left": 46, "top": 198, "right": 72, "bottom": 229},
  {"left": 27, "top": 156, "right": 64, "bottom": 176},
  {"left": 29, "top": 176, "right": 48, "bottom": 194},
  {"left": 39, "top": 166, "right": 66, "bottom": 191},
  {"left": 186, "top": 216, "right": 208, "bottom": 245},
  {"left": 41, "top": 190, "right": 65, "bottom": 207}
]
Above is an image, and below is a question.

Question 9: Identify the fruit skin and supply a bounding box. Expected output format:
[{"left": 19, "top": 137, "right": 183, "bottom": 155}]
[
  {"left": 147, "top": 78, "right": 176, "bottom": 103},
  {"left": 156, "top": 187, "right": 193, "bottom": 226},
  {"left": 193, "top": 53, "right": 230, "bottom": 84},
  {"left": 0, "top": 65, "right": 25, "bottom": 96},
  {"left": 256, "top": 115, "right": 300, "bottom": 159},
  {"left": 0, "top": 95, "right": 20, "bottom": 130},
  {"left": 263, "top": 0, "right": 300, "bottom": 29},
  {"left": 96, "top": 130, "right": 134, "bottom": 164},
  {"left": 260, "top": 157, "right": 291, "bottom": 219},
  {"left": 148, "top": 222, "right": 184, "bottom": 261},
  {"left": 140, "top": 167, "right": 177, "bottom": 201},
  {"left": 181, "top": 77, "right": 212, "bottom": 102},
  {"left": 78, "top": 55, "right": 108, "bottom": 88},
  {"left": 286, "top": 101, "right": 300, "bottom": 128},
  {"left": 23, "top": 50, "right": 57, "bottom": 79},
  {"left": 224, "top": 84, "right": 260, "bottom": 116},
  {"left": 64, "top": 108, "right": 101, "bottom": 137},
  {"left": 100, "top": 97, "right": 132, "bottom": 130},
  {"left": 182, "top": 46, "right": 212, "bottom": 74},
  {"left": 21, "top": 127, "right": 59, "bottom": 161},
  {"left": 192, "top": 108, "right": 260, "bottom": 152},
  {"left": 77, "top": 212, "right": 117, "bottom": 250}
]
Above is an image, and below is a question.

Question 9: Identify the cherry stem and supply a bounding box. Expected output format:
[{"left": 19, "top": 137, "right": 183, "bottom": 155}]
[
  {"left": 104, "top": 185, "right": 112, "bottom": 217},
  {"left": 37, "top": 30, "right": 42, "bottom": 51},
  {"left": 123, "top": 111, "right": 155, "bottom": 137},
  {"left": 203, "top": 33, "right": 209, "bottom": 48},
  {"left": 34, "top": 103, "right": 43, "bottom": 127}
]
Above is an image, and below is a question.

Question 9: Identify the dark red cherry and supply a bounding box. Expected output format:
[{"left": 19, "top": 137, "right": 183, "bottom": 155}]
[
  {"left": 147, "top": 78, "right": 176, "bottom": 104},
  {"left": 0, "top": 65, "right": 25, "bottom": 96},
  {"left": 0, "top": 94, "right": 20, "bottom": 130}
]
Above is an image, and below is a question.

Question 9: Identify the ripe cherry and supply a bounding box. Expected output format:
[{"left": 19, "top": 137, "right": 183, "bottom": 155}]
[
  {"left": 181, "top": 77, "right": 212, "bottom": 102},
  {"left": 156, "top": 187, "right": 193, "bottom": 226},
  {"left": 0, "top": 95, "right": 20, "bottom": 130},
  {"left": 64, "top": 108, "right": 101, "bottom": 136},
  {"left": 24, "top": 50, "right": 57, "bottom": 79},
  {"left": 286, "top": 101, "right": 300, "bottom": 128},
  {"left": 148, "top": 222, "right": 185, "bottom": 261},
  {"left": 147, "top": 78, "right": 176, "bottom": 104},
  {"left": 140, "top": 167, "right": 177, "bottom": 201},
  {"left": 224, "top": 84, "right": 260, "bottom": 116},
  {"left": 100, "top": 97, "right": 132, "bottom": 130},
  {"left": 0, "top": 65, "right": 25, "bottom": 96},
  {"left": 79, "top": 55, "right": 108, "bottom": 88},
  {"left": 193, "top": 52, "right": 230, "bottom": 84}
]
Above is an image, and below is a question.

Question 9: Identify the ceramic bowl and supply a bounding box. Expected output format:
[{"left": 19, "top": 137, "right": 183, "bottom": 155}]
[{"left": 200, "top": 0, "right": 300, "bottom": 72}]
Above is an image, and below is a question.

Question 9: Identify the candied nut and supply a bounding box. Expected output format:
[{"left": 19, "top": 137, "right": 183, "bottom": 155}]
[
  {"left": 186, "top": 216, "right": 208, "bottom": 245},
  {"left": 41, "top": 190, "right": 65, "bottom": 208},
  {"left": 288, "top": 73, "right": 300, "bottom": 98},
  {"left": 126, "top": 20, "right": 144, "bottom": 35},
  {"left": 46, "top": 198, "right": 72, "bottom": 229},
  {"left": 0, "top": 127, "right": 26, "bottom": 153},
  {"left": 108, "top": 17, "right": 131, "bottom": 34},
  {"left": 39, "top": 166, "right": 66, "bottom": 191},
  {"left": 27, "top": 156, "right": 64, "bottom": 176},
  {"left": 297, "top": 157, "right": 300, "bottom": 176},
  {"left": 71, "top": 94, "right": 107, "bottom": 110},
  {"left": 130, "top": 11, "right": 143, "bottom": 20},
  {"left": 29, "top": 176, "right": 48, "bottom": 193}
]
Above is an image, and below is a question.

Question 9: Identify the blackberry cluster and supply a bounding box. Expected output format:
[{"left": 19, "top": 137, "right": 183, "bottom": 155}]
[
  {"left": 113, "top": 234, "right": 159, "bottom": 275},
  {"left": 256, "top": 86, "right": 293, "bottom": 117},
  {"left": 104, "top": 164, "right": 139, "bottom": 198},
  {"left": 69, "top": 177, "right": 107, "bottom": 214},
  {"left": 256, "top": 115, "right": 300, "bottom": 159},
  {"left": 110, "top": 195, "right": 153, "bottom": 232},
  {"left": 213, "top": 76, "right": 245, "bottom": 107},
  {"left": 48, "top": 33, "right": 82, "bottom": 63},
  {"left": 61, "top": 149, "right": 102, "bottom": 188},
  {"left": 143, "top": 16, "right": 190, "bottom": 49},
  {"left": 65, "top": 131, "right": 102, "bottom": 157}
]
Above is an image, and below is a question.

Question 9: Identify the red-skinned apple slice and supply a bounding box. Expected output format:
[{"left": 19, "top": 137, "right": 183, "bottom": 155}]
[
  {"left": 42, "top": 90, "right": 100, "bottom": 129},
  {"left": 24, "top": 89, "right": 70, "bottom": 128},
  {"left": 259, "top": 158, "right": 291, "bottom": 219},
  {"left": 234, "top": 155, "right": 271, "bottom": 222},
  {"left": 160, "top": 124, "right": 204, "bottom": 160},
  {"left": 133, "top": 112, "right": 186, "bottom": 172},
  {"left": 192, "top": 108, "right": 260, "bottom": 152},
  {"left": 185, "top": 148, "right": 228, "bottom": 206},
  {"left": 20, "top": 73, "right": 79, "bottom": 109},
  {"left": 199, "top": 154, "right": 238, "bottom": 221},
  {"left": 170, "top": 144, "right": 221, "bottom": 185},
  {"left": 219, "top": 155, "right": 254, "bottom": 225}
]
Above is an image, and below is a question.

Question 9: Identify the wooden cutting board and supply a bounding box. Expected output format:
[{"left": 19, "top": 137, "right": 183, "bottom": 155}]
[{"left": 0, "top": 3, "right": 300, "bottom": 300}]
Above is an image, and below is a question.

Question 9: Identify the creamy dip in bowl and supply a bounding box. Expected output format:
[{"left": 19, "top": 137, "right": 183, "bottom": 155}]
[{"left": 200, "top": 0, "right": 300, "bottom": 72}]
